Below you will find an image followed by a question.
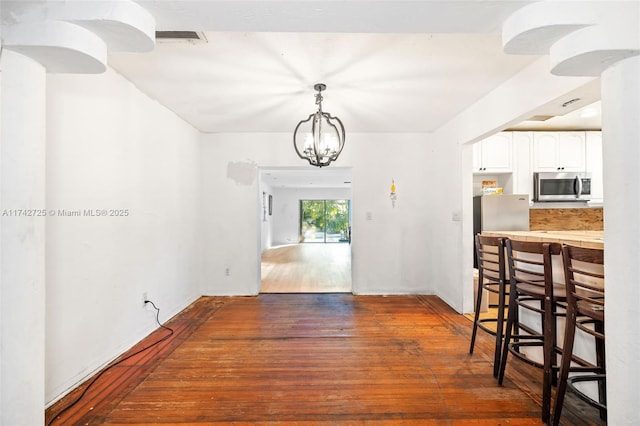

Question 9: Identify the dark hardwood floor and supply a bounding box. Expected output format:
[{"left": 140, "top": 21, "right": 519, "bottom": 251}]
[{"left": 46, "top": 294, "right": 605, "bottom": 425}]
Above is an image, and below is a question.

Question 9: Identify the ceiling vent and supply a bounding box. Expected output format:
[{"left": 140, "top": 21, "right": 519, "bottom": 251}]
[
  {"left": 155, "top": 31, "right": 208, "bottom": 44},
  {"left": 526, "top": 115, "right": 555, "bottom": 122}
]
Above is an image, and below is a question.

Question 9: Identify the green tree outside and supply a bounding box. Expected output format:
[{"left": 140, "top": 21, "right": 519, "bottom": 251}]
[{"left": 300, "top": 200, "right": 350, "bottom": 243}]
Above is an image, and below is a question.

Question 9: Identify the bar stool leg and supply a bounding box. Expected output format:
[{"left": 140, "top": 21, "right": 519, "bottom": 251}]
[
  {"left": 595, "top": 322, "right": 607, "bottom": 421},
  {"left": 493, "top": 277, "right": 507, "bottom": 378},
  {"left": 469, "top": 271, "right": 484, "bottom": 356},
  {"left": 551, "top": 304, "right": 576, "bottom": 426},
  {"left": 542, "top": 297, "right": 554, "bottom": 425},
  {"left": 497, "top": 277, "right": 517, "bottom": 386}
]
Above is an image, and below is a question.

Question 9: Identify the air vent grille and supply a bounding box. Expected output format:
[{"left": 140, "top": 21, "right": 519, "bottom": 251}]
[
  {"left": 155, "top": 31, "right": 208, "bottom": 43},
  {"left": 527, "top": 115, "right": 555, "bottom": 122}
]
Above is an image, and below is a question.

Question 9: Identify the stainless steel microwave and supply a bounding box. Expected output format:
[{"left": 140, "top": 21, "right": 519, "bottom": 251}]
[{"left": 533, "top": 172, "right": 592, "bottom": 202}]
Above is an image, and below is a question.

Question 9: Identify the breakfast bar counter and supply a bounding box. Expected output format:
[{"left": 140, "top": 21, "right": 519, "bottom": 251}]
[{"left": 480, "top": 230, "right": 604, "bottom": 249}]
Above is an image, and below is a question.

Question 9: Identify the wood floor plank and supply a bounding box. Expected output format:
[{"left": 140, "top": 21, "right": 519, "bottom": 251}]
[
  {"left": 46, "top": 294, "right": 605, "bottom": 425},
  {"left": 260, "top": 244, "right": 351, "bottom": 293}
]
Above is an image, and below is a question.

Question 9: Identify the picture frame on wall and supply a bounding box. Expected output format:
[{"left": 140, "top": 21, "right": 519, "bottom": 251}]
[
  {"left": 268, "top": 195, "right": 273, "bottom": 216},
  {"left": 262, "top": 192, "right": 267, "bottom": 221}
]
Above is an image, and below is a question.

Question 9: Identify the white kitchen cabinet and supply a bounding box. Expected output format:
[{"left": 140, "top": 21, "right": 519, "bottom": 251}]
[
  {"left": 511, "top": 131, "right": 534, "bottom": 200},
  {"left": 585, "top": 131, "right": 604, "bottom": 202},
  {"left": 473, "top": 132, "right": 512, "bottom": 173},
  {"left": 532, "top": 131, "right": 586, "bottom": 172}
]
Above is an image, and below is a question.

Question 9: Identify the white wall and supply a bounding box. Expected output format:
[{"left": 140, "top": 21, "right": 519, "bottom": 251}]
[
  {"left": 200, "top": 132, "right": 433, "bottom": 296},
  {"left": 44, "top": 68, "right": 201, "bottom": 405},
  {"left": 270, "top": 187, "right": 351, "bottom": 246},
  {"left": 0, "top": 51, "right": 2, "bottom": 424}
]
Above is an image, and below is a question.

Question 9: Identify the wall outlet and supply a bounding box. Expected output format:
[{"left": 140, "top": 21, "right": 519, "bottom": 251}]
[
  {"left": 225, "top": 267, "right": 230, "bottom": 276},
  {"left": 142, "top": 292, "right": 148, "bottom": 307}
]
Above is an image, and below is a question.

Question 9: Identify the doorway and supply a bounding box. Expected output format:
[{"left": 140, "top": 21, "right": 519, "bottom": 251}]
[{"left": 258, "top": 167, "right": 353, "bottom": 293}]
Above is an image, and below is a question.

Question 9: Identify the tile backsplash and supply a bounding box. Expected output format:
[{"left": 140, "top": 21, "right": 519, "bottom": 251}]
[{"left": 530, "top": 208, "right": 603, "bottom": 231}]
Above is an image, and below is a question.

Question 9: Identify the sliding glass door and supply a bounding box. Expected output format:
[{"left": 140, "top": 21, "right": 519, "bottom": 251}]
[{"left": 300, "top": 200, "right": 350, "bottom": 243}]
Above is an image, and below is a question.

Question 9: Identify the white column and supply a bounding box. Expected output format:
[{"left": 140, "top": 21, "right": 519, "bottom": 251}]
[
  {"left": 0, "top": 50, "right": 47, "bottom": 425},
  {"left": 601, "top": 54, "right": 640, "bottom": 425}
]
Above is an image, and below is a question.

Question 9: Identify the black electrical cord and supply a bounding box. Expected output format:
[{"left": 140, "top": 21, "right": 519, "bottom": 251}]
[{"left": 47, "top": 300, "right": 174, "bottom": 426}]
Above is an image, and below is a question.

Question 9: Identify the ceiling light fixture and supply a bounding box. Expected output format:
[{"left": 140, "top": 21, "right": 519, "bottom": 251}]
[{"left": 293, "top": 83, "right": 345, "bottom": 168}]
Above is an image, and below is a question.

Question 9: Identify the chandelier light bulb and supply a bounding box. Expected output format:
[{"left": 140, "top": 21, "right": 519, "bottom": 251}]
[{"left": 304, "top": 133, "right": 314, "bottom": 153}]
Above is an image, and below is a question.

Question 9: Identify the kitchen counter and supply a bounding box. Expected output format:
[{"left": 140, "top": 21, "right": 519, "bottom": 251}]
[
  {"left": 480, "top": 230, "right": 603, "bottom": 249},
  {"left": 530, "top": 202, "right": 603, "bottom": 209}
]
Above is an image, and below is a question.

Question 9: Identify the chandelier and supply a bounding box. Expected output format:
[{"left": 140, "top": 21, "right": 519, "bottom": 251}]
[{"left": 293, "top": 83, "right": 345, "bottom": 168}]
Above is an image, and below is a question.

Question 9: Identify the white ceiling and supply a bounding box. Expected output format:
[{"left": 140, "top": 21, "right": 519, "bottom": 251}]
[
  {"left": 105, "top": 1, "right": 602, "bottom": 188},
  {"left": 105, "top": 0, "right": 599, "bottom": 136},
  {"left": 108, "top": 31, "right": 543, "bottom": 134}
]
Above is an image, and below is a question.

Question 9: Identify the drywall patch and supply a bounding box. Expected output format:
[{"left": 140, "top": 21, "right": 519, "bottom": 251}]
[{"left": 227, "top": 160, "right": 257, "bottom": 186}]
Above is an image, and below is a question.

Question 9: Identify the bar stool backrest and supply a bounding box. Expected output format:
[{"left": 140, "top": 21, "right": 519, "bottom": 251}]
[
  {"left": 476, "top": 235, "right": 506, "bottom": 286},
  {"left": 562, "top": 245, "right": 605, "bottom": 338},
  {"left": 505, "top": 239, "right": 562, "bottom": 300}
]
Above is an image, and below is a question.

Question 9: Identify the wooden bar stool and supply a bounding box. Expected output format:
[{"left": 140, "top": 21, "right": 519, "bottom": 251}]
[
  {"left": 552, "top": 245, "right": 606, "bottom": 426},
  {"left": 469, "top": 234, "right": 508, "bottom": 377},
  {"left": 497, "top": 239, "right": 564, "bottom": 424}
]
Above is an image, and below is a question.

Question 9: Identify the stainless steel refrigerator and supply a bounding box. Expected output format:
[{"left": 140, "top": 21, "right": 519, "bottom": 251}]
[{"left": 473, "top": 194, "right": 530, "bottom": 267}]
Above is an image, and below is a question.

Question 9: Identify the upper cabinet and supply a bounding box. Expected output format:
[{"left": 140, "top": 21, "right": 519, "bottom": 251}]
[
  {"left": 471, "top": 130, "right": 602, "bottom": 202},
  {"left": 473, "top": 132, "right": 512, "bottom": 173},
  {"left": 532, "top": 132, "right": 586, "bottom": 172},
  {"left": 511, "top": 131, "right": 534, "bottom": 199}
]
